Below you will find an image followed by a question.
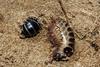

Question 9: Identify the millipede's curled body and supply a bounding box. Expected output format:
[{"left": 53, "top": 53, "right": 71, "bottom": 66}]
[
  {"left": 47, "top": 17, "right": 75, "bottom": 61},
  {"left": 20, "top": 17, "right": 42, "bottom": 38}
]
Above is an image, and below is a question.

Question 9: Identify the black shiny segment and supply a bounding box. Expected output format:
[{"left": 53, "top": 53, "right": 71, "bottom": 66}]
[
  {"left": 21, "top": 25, "right": 30, "bottom": 36},
  {"left": 30, "top": 21, "right": 40, "bottom": 32},
  {"left": 63, "top": 47, "right": 73, "bottom": 57},
  {"left": 26, "top": 23, "right": 36, "bottom": 35}
]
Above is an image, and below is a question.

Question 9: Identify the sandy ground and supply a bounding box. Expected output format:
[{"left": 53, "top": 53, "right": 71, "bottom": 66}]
[{"left": 0, "top": 0, "right": 100, "bottom": 67}]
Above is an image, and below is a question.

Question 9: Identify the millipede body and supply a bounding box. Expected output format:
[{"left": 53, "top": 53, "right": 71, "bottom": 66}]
[{"left": 47, "top": 17, "right": 75, "bottom": 61}]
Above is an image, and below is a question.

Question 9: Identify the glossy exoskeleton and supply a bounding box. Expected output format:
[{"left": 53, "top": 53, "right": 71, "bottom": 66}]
[{"left": 20, "top": 17, "right": 42, "bottom": 38}]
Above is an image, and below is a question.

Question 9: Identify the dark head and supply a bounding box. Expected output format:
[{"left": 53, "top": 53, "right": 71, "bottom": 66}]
[
  {"left": 53, "top": 52, "right": 66, "bottom": 61},
  {"left": 53, "top": 47, "right": 73, "bottom": 61},
  {"left": 20, "top": 17, "right": 41, "bottom": 38}
]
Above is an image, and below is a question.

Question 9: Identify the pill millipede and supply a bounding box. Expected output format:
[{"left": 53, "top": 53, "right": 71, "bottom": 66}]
[{"left": 20, "top": 17, "right": 42, "bottom": 39}]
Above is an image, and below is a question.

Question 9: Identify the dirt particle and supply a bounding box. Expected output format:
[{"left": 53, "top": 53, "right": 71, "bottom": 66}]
[
  {"left": 91, "top": 42, "right": 99, "bottom": 51},
  {"left": 0, "top": 13, "right": 4, "bottom": 22},
  {"left": 0, "top": 54, "right": 2, "bottom": 56}
]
